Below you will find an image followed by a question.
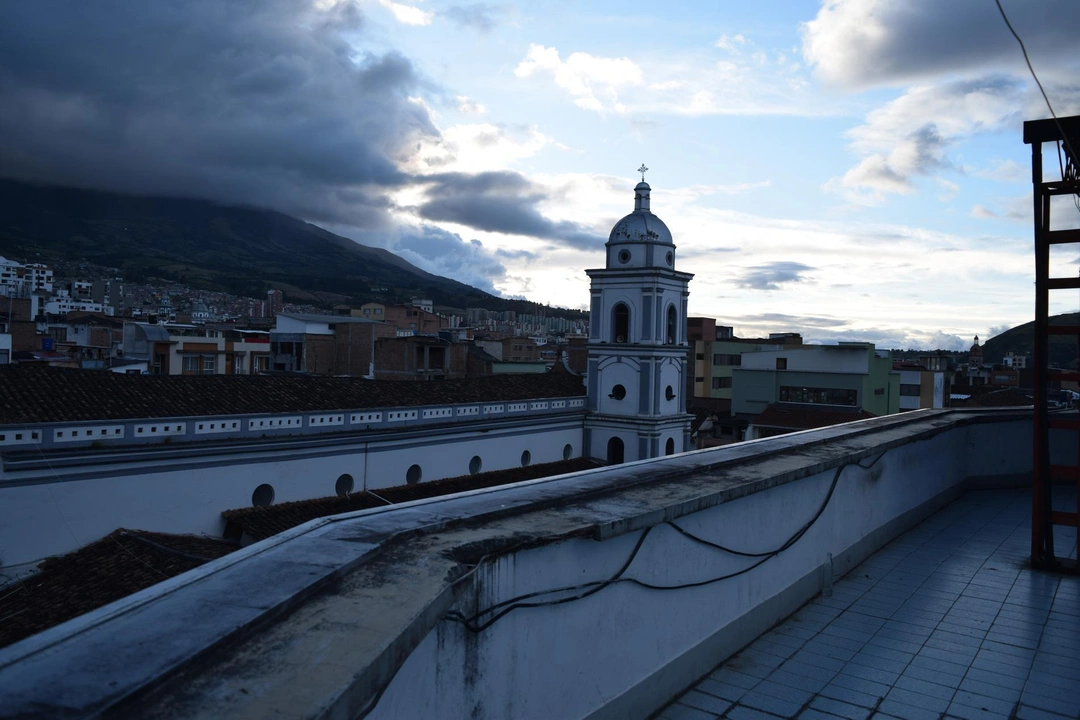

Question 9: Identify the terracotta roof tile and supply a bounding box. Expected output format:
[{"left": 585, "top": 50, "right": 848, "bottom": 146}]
[
  {"left": 222, "top": 457, "right": 605, "bottom": 541},
  {"left": 0, "top": 530, "right": 237, "bottom": 650},
  {"left": 0, "top": 365, "right": 585, "bottom": 424}
]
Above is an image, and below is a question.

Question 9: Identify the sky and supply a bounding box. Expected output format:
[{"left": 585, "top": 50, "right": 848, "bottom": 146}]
[{"left": 2, "top": 1, "right": 1080, "bottom": 349}]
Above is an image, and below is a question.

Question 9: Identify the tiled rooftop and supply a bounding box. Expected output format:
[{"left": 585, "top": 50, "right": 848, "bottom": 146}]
[
  {"left": 0, "top": 365, "right": 585, "bottom": 423},
  {"left": 658, "top": 488, "right": 1080, "bottom": 720}
]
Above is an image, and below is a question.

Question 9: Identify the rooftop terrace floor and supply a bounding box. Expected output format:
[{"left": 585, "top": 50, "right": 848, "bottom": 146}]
[{"left": 658, "top": 488, "right": 1080, "bottom": 720}]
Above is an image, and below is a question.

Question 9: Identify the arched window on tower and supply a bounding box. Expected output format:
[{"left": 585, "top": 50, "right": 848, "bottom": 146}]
[
  {"left": 613, "top": 303, "right": 630, "bottom": 343},
  {"left": 607, "top": 436, "right": 625, "bottom": 464},
  {"left": 666, "top": 305, "right": 677, "bottom": 345}
]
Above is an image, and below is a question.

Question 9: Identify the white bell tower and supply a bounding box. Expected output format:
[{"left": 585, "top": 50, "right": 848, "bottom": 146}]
[{"left": 584, "top": 167, "right": 694, "bottom": 463}]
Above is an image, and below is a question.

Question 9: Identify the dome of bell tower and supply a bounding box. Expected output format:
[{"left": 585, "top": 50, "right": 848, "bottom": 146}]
[{"left": 605, "top": 169, "right": 676, "bottom": 270}]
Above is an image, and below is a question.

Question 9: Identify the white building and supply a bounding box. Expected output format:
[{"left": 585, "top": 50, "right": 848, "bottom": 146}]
[
  {"left": 0, "top": 257, "right": 53, "bottom": 298},
  {"left": 584, "top": 178, "right": 694, "bottom": 462}
]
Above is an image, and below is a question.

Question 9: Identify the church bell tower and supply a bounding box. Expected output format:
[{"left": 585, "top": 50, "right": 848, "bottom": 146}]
[{"left": 584, "top": 167, "right": 694, "bottom": 463}]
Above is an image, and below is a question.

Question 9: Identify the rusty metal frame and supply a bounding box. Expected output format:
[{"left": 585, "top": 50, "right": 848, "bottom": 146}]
[{"left": 1025, "top": 115, "right": 1080, "bottom": 572}]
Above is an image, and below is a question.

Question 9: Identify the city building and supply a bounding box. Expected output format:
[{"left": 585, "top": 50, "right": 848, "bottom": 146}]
[
  {"left": 732, "top": 342, "right": 901, "bottom": 440},
  {"left": 269, "top": 312, "right": 395, "bottom": 375},
  {"left": 894, "top": 360, "right": 947, "bottom": 411},
  {"left": 0, "top": 257, "right": 53, "bottom": 298}
]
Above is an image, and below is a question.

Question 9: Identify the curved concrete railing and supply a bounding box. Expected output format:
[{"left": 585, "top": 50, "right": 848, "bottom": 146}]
[{"left": 0, "top": 408, "right": 1037, "bottom": 719}]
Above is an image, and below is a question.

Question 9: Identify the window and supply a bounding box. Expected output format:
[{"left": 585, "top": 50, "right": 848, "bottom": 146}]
[
  {"left": 776, "top": 358, "right": 787, "bottom": 370},
  {"left": 874, "top": 388, "right": 884, "bottom": 396},
  {"left": 609, "top": 384, "right": 626, "bottom": 400},
  {"left": 563, "top": 443, "right": 573, "bottom": 461},
  {"left": 202, "top": 355, "right": 216, "bottom": 374},
  {"left": 900, "top": 384, "right": 921, "bottom": 397},
  {"left": 666, "top": 306, "right": 677, "bottom": 345},
  {"left": 251, "top": 484, "right": 275, "bottom": 507},
  {"left": 779, "top": 386, "right": 857, "bottom": 406},
  {"left": 520, "top": 450, "right": 531, "bottom": 467},
  {"left": 665, "top": 438, "right": 675, "bottom": 456},
  {"left": 612, "top": 303, "right": 629, "bottom": 343},
  {"left": 695, "top": 376, "right": 705, "bottom": 382},
  {"left": 335, "top": 474, "right": 354, "bottom": 497},
  {"left": 182, "top": 355, "right": 200, "bottom": 374},
  {"left": 711, "top": 377, "right": 732, "bottom": 389},
  {"left": 696, "top": 353, "right": 704, "bottom": 360},
  {"left": 665, "top": 385, "right": 675, "bottom": 401},
  {"left": 607, "top": 437, "right": 624, "bottom": 464},
  {"left": 469, "top": 456, "right": 482, "bottom": 475},
  {"left": 713, "top": 354, "right": 741, "bottom": 366},
  {"left": 618, "top": 249, "right": 631, "bottom": 264},
  {"left": 406, "top": 464, "right": 422, "bottom": 484}
]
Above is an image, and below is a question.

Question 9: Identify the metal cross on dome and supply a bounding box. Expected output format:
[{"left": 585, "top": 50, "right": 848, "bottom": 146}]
[{"left": 638, "top": 164, "right": 649, "bottom": 181}]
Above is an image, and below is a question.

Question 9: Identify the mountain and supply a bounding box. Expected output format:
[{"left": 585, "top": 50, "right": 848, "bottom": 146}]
[
  {"left": 0, "top": 177, "right": 575, "bottom": 316},
  {"left": 983, "top": 313, "right": 1080, "bottom": 369}
]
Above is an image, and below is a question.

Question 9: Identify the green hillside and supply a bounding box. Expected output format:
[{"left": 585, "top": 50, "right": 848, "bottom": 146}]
[
  {"left": 983, "top": 313, "right": 1080, "bottom": 369},
  {"left": 0, "top": 178, "right": 581, "bottom": 318}
]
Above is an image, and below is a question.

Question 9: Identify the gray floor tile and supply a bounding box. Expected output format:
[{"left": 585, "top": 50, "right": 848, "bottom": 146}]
[
  {"left": 875, "top": 698, "right": 941, "bottom": 720},
  {"left": 709, "top": 668, "right": 761, "bottom": 690},
  {"left": 808, "top": 696, "right": 871, "bottom": 720},
  {"left": 826, "top": 672, "right": 891, "bottom": 700},
  {"left": 660, "top": 703, "right": 716, "bottom": 720},
  {"left": 951, "top": 689, "right": 1015, "bottom": 716},
  {"left": 767, "top": 668, "right": 830, "bottom": 695},
  {"left": 695, "top": 678, "right": 749, "bottom": 703},
  {"left": 678, "top": 690, "right": 732, "bottom": 716},
  {"left": 884, "top": 686, "right": 950, "bottom": 713},
  {"left": 725, "top": 705, "right": 789, "bottom": 720}
]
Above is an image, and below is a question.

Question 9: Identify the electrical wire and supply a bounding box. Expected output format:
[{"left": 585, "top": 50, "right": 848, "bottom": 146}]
[
  {"left": 445, "top": 451, "right": 887, "bottom": 634},
  {"left": 995, "top": 0, "right": 1080, "bottom": 213}
]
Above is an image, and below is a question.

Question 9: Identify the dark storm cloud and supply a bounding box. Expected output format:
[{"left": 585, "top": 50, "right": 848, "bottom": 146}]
[
  {"left": 415, "top": 171, "right": 603, "bottom": 249},
  {"left": 734, "top": 262, "right": 816, "bottom": 291},
  {"left": 804, "top": 0, "right": 1080, "bottom": 87},
  {"left": 0, "top": 0, "right": 429, "bottom": 227},
  {"left": 0, "top": 0, "right": 603, "bottom": 294}
]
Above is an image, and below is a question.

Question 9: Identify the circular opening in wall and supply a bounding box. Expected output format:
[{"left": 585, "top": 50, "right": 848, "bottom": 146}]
[
  {"left": 666, "top": 251, "right": 673, "bottom": 266},
  {"left": 618, "top": 249, "right": 631, "bottom": 264},
  {"left": 469, "top": 455, "right": 483, "bottom": 475},
  {"left": 666, "top": 437, "right": 675, "bottom": 456},
  {"left": 665, "top": 385, "right": 675, "bottom": 401},
  {"left": 335, "top": 473, "right": 354, "bottom": 497},
  {"left": 563, "top": 443, "right": 573, "bottom": 461},
  {"left": 521, "top": 450, "right": 532, "bottom": 467},
  {"left": 406, "top": 464, "right": 422, "bottom": 485},
  {"left": 610, "top": 384, "right": 626, "bottom": 400},
  {"left": 251, "top": 483, "right": 275, "bottom": 507}
]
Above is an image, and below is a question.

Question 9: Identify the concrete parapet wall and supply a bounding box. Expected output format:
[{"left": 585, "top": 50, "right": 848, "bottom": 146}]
[{"left": 0, "top": 409, "right": 1035, "bottom": 719}]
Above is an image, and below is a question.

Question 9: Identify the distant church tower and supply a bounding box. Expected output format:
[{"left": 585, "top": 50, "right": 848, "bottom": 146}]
[{"left": 584, "top": 167, "right": 694, "bottom": 463}]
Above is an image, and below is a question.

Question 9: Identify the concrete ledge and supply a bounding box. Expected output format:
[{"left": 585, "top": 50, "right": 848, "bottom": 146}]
[{"left": 0, "top": 408, "right": 1033, "bottom": 719}]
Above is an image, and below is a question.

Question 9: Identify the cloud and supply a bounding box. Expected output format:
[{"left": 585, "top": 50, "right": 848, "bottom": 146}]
[
  {"left": 414, "top": 171, "right": 603, "bottom": 249},
  {"left": 729, "top": 312, "right": 848, "bottom": 329},
  {"left": 824, "top": 77, "right": 1029, "bottom": 203},
  {"left": 515, "top": 44, "right": 643, "bottom": 113},
  {"left": 456, "top": 95, "right": 487, "bottom": 115},
  {"left": 973, "top": 159, "right": 1026, "bottom": 183},
  {"left": 802, "top": 0, "right": 1080, "bottom": 88},
  {"left": 734, "top": 261, "right": 816, "bottom": 290},
  {"left": 514, "top": 40, "right": 828, "bottom": 117},
  {"left": 377, "top": 0, "right": 433, "bottom": 26},
  {"left": 714, "top": 34, "right": 751, "bottom": 53},
  {"left": 389, "top": 225, "right": 505, "bottom": 293},
  {"left": 442, "top": 4, "right": 502, "bottom": 32},
  {"left": 412, "top": 123, "right": 556, "bottom": 173}
]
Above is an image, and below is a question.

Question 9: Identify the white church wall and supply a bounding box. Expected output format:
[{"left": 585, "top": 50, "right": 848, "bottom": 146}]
[
  {"left": 0, "top": 419, "right": 584, "bottom": 569},
  {"left": 594, "top": 357, "right": 641, "bottom": 415}
]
